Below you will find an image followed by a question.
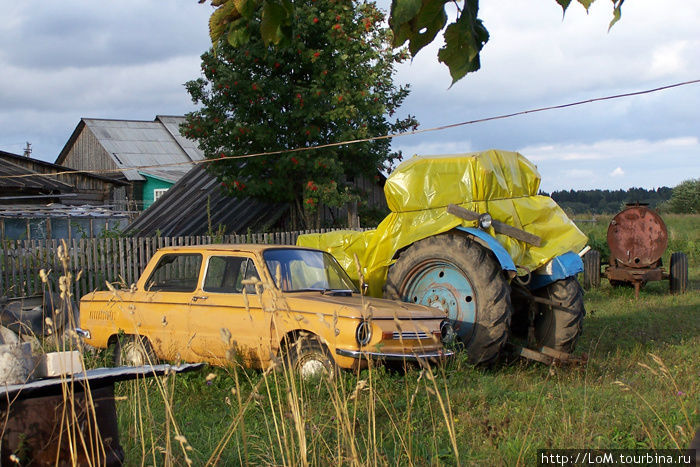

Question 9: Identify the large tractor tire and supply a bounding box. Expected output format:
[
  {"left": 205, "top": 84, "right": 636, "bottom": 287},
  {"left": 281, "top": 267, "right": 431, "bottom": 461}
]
[
  {"left": 669, "top": 252, "right": 688, "bottom": 294},
  {"left": 582, "top": 250, "right": 601, "bottom": 290},
  {"left": 532, "top": 277, "right": 585, "bottom": 353},
  {"left": 384, "top": 234, "right": 512, "bottom": 365}
]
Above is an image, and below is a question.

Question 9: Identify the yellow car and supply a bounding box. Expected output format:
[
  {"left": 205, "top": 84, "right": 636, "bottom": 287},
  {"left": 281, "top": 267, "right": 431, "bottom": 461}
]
[{"left": 78, "top": 245, "right": 452, "bottom": 376}]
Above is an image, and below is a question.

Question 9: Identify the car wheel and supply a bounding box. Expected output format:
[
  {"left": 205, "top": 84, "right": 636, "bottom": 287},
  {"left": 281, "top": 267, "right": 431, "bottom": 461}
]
[
  {"left": 384, "top": 233, "right": 512, "bottom": 365},
  {"left": 114, "top": 335, "right": 156, "bottom": 367},
  {"left": 286, "top": 335, "right": 335, "bottom": 379}
]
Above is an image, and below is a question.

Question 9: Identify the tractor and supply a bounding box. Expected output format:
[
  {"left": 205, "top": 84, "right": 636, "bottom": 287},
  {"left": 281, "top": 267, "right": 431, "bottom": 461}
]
[{"left": 298, "top": 150, "right": 589, "bottom": 365}]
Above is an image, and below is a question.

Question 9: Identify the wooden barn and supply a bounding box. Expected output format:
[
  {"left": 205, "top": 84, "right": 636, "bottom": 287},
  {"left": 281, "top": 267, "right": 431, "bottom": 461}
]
[
  {"left": 55, "top": 116, "right": 204, "bottom": 211},
  {"left": 0, "top": 150, "right": 127, "bottom": 206}
]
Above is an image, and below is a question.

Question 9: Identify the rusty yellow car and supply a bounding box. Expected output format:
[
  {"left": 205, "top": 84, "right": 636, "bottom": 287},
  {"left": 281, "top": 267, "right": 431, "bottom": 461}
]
[{"left": 77, "top": 245, "right": 452, "bottom": 376}]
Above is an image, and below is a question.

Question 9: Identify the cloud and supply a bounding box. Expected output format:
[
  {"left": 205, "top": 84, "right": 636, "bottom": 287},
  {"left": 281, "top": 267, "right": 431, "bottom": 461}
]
[
  {"left": 1, "top": 0, "right": 699, "bottom": 192},
  {"left": 563, "top": 169, "right": 595, "bottom": 179},
  {"left": 521, "top": 137, "right": 699, "bottom": 162},
  {"left": 0, "top": 1, "right": 212, "bottom": 70},
  {"left": 393, "top": 140, "right": 474, "bottom": 157},
  {"left": 394, "top": 135, "right": 700, "bottom": 192}
]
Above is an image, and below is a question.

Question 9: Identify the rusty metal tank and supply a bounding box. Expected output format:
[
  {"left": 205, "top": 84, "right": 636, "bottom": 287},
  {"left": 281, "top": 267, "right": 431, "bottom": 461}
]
[{"left": 607, "top": 204, "right": 668, "bottom": 268}]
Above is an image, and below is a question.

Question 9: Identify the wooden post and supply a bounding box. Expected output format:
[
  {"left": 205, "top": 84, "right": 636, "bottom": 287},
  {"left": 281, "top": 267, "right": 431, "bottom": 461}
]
[{"left": 347, "top": 201, "right": 360, "bottom": 230}]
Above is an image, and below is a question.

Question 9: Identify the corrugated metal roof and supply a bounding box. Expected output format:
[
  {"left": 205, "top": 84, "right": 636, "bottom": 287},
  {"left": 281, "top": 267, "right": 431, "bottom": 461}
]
[
  {"left": 157, "top": 115, "right": 206, "bottom": 162},
  {"left": 0, "top": 151, "right": 127, "bottom": 186},
  {"left": 0, "top": 159, "right": 73, "bottom": 192},
  {"left": 82, "top": 117, "right": 206, "bottom": 182},
  {"left": 139, "top": 168, "right": 190, "bottom": 183},
  {"left": 127, "top": 164, "right": 288, "bottom": 237}
]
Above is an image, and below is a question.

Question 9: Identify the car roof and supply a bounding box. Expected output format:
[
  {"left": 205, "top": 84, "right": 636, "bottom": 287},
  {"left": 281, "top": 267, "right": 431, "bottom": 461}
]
[{"left": 154, "top": 244, "right": 319, "bottom": 254}]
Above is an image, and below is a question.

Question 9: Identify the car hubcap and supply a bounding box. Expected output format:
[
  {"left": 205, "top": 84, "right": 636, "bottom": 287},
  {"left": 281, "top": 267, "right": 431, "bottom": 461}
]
[
  {"left": 403, "top": 260, "right": 476, "bottom": 342},
  {"left": 300, "top": 359, "right": 326, "bottom": 379},
  {"left": 125, "top": 345, "right": 146, "bottom": 366}
]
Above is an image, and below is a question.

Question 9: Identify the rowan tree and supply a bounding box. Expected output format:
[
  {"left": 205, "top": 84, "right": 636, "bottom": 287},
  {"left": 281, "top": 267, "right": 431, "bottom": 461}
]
[{"left": 183, "top": 0, "right": 417, "bottom": 229}]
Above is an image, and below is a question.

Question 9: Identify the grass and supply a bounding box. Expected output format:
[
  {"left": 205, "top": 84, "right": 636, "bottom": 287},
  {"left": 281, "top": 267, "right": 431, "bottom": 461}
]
[
  {"left": 10, "top": 216, "right": 694, "bottom": 465},
  {"left": 99, "top": 215, "right": 699, "bottom": 465}
]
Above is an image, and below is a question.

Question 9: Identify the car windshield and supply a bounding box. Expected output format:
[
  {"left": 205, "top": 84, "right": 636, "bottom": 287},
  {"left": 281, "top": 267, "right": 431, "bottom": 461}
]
[{"left": 263, "top": 248, "right": 359, "bottom": 293}]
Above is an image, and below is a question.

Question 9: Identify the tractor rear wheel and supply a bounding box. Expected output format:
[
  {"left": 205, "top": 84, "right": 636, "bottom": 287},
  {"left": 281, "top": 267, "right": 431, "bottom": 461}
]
[
  {"left": 384, "top": 234, "right": 512, "bottom": 365},
  {"left": 532, "top": 277, "right": 585, "bottom": 353}
]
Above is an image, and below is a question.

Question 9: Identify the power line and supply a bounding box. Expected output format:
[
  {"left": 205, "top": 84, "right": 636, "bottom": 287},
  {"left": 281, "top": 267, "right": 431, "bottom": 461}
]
[{"left": 1, "top": 78, "right": 698, "bottom": 181}]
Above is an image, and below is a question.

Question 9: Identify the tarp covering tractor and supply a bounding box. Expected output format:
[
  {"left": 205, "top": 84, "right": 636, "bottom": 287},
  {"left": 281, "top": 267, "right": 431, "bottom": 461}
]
[{"left": 299, "top": 149, "right": 589, "bottom": 364}]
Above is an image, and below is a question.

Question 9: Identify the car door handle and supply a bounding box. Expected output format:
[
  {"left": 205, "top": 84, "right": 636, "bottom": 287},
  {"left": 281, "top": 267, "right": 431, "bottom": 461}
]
[{"left": 192, "top": 296, "right": 208, "bottom": 302}]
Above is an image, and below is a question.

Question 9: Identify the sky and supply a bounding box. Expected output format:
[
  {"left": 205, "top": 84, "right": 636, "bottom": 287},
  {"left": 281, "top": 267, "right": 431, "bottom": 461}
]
[{"left": 0, "top": 0, "right": 698, "bottom": 193}]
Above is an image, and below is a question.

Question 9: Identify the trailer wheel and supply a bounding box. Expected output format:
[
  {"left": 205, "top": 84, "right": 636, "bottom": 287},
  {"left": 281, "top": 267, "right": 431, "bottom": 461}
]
[
  {"left": 384, "top": 234, "right": 512, "bottom": 365},
  {"left": 669, "top": 252, "right": 688, "bottom": 294},
  {"left": 582, "top": 250, "right": 601, "bottom": 290},
  {"left": 533, "top": 277, "right": 585, "bottom": 353}
]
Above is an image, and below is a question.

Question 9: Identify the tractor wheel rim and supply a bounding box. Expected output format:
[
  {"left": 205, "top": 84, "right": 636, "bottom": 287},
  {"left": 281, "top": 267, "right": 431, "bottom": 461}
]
[{"left": 403, "top": 260, "right": 476, "bottom": 342}]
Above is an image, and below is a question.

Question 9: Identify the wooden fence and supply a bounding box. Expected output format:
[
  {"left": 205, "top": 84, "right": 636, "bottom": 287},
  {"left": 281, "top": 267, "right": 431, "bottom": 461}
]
[{"left": 0, "top": 230, "right": 345, "bottom": 299}]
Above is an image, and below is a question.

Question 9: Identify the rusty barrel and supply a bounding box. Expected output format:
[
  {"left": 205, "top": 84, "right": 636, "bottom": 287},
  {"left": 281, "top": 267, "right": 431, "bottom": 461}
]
[{"left": 607, "top": 205, "right": 668, "bottom": 268}]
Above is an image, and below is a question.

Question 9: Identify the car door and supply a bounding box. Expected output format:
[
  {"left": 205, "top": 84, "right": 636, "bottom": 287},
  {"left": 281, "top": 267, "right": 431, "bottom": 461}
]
[
  {"left": 135, "top": 252, "right": 203, "bottom": 362},
  {"left": 188, "top": 253, "right": 272, "bottom": 367}
]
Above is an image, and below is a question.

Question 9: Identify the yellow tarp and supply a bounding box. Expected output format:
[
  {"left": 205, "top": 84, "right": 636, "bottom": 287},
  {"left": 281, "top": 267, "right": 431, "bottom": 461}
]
[{"left": 298, "top": 149, "right": 588, "bottom": 297}]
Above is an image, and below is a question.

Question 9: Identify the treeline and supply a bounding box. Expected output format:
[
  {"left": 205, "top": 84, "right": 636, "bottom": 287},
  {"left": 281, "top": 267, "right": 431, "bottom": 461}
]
[{"left": 541, "top": 187, "right": 673, "bottom": 214}]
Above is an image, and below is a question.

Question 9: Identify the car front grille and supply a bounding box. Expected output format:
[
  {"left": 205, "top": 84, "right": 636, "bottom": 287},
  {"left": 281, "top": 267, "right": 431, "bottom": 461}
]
[{"left": 392, "top": 331, "right": 430, "bottom": 340}]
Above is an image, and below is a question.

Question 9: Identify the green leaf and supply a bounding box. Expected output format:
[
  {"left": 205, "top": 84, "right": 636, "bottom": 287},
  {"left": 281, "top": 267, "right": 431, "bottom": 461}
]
[
  {"left": 261, "top": 0, "right": 288, "bottom": 46},
  {"left": 609, "top": 0, "right": 623, "bottom": 30},
  {"left": 227, "top": 23, "right": 250, "bottom": 47},
  {"left": 408, "top": 0, "right": 448, "bottom": 55},
  {"left": 577, "top": 0, "right": 594, "bottom": 11},
  {"left": 209, "top": 0, "right": 241, "bottom": 44},
  {"left": 234, "top": 0, "right": 257, "bottom": 19},
  {"left": 389, "top": 0, "right": 447, "bottom": 53},
  {"left": 437, "top": 0, "right": 489, "bottom": 85},
  {"left": 555, "top": 0, "right": 573, "bottom": 14},
  {"left": 390, "top": 0, "right": 422, "bottom": 27}
]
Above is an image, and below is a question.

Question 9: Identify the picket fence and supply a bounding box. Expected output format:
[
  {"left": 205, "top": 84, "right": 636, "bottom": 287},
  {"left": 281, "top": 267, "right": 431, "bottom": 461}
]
[{"left": 0, "top": 230, "right": 343, "bottom": 299}]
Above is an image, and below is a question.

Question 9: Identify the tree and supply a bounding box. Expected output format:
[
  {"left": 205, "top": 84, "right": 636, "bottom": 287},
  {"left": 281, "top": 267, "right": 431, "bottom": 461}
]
[
  {"left": 669, "top": 179, "right": 700, "bottom": 214},
  {"left": 183, "top": 0, "right": 417, "bottom": 229},
  {"left": 201, "top": 0, "right": 624, "bottom": 84}
]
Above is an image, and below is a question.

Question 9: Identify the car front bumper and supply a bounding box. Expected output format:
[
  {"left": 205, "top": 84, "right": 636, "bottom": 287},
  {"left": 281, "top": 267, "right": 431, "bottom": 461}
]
[{"left": 335, "top": 348, "right": 454, "bottom": 361}]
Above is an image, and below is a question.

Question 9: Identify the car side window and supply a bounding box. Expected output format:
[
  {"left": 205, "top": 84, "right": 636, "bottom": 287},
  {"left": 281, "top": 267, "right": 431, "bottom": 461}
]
[
  {"left": 241, "top": 259, "right": 261, "bottom": 294},
  {"left": 203, "top": 256, "right": 260, "bottom": 294},
  {"left": 146, "top": 254, "right": 202, "bottom": 292}
]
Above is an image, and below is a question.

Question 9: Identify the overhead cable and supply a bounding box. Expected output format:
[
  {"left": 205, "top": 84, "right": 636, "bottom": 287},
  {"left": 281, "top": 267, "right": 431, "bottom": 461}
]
[{"left": 1, "top": 78, "right": 698, "bottom": 181}]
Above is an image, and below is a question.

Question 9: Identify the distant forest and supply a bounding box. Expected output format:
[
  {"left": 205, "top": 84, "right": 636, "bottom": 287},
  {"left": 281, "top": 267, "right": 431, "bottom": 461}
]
[{"left": 540, "top": 187, "right": 673, "bottom": 214}]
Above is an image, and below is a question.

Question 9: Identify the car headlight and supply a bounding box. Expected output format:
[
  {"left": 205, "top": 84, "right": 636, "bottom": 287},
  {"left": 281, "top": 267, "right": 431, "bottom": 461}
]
[
  {"left": 440, "top": 320, "right": 456, "bottom": 344},
  {"left": 478, "top": 212, "right": 492, "bottom": 230},
  {"left": 355, "top": 320, "right": 372, "bottom": 346}
]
